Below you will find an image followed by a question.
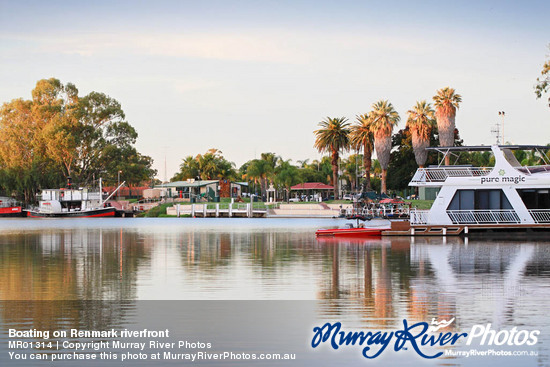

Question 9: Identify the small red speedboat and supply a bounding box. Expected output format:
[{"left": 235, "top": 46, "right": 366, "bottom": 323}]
[{"left": 315, "top": 227, "right": 387, "bottom": 237}]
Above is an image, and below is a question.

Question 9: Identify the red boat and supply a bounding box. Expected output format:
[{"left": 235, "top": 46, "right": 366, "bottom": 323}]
[
  {"left": 0, "top": 197, "right": 24, "bottom": 217},
  {"left": 315, "top": 227, "right": 387, "bottom": 237}
]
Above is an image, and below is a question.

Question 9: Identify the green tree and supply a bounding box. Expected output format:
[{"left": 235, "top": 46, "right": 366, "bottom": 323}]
[
  {"left": 172, "top": 149, "right": 235, "bottom": 182},
  {"left": 0, "top": 78, "right": 154, "bottom": 201},
  {"left": 102, "top": 145, "right": 157, "bottom": 187},
  {"left": 196, "top": 149, "right": 236, "bottom": 180},
  {"left": 172, "top": 156, "right": 199, "bottom": 181},
  {"left": 274, "top": 160, "right": 301, "bottom": 201},
  {"left": 246, "top": 158, "right": 272, "bottom": 199},
  {"left": 371, "top": 101, "right": 400, "bottom": 194},
  {"left": 342, "top": 154, "right": 362, "bottom": 192},
  {"left": 314, "top": 117, "right": 350, "bottom": 199},
  {"left": 350, "top": 113, "right": 374, "bottom": 191},
  {"left": 535, "top": 45, "right": 550, "bottom": 107}
]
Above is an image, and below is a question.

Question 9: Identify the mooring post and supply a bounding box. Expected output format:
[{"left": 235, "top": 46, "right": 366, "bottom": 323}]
[
  {"left": 216, "top": 203, "right": 219, "bottom": 217},
  {"left": 228, "top": 203, "right": 232, "bottom": 217},
  {"left": 191, "top": 204, "right": 195, "bottom": 217}
]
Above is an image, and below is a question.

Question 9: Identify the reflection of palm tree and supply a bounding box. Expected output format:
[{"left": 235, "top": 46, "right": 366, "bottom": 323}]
[
  {"left": 371, "top": 101, "right": 400, "bottom": 194},
  {"left": 373, "top": 246, "right": 393, "bottom": 325},
  {"left": 350, "top": 113, "right": 374, "bottom": 190},
  {"left": 433, "top": 87, "right": 462, "bottom": 165},
  {"left": 407, "top": 101, "right": 435, "bottom": 168},
  {"left": 314, "top": 117, "right": 350, "bottom": 199},
  {"left": 331, "top": 244, "right": 340, "bottom": 299}
]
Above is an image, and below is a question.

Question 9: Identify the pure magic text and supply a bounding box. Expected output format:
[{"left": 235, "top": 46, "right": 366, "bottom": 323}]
[{"left": 311, "top": 320, "right": 539, "bottom": 359}]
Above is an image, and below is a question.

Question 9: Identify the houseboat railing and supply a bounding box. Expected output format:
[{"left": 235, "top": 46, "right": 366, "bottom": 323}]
[
  {"left": 344, "top": 206, "right": 410, "bottom": 218},
  {"left": 447, "top": 210, "right": 520, "bottom": 224},
  {"left": 410, "top": 209, "right": 522, "bottom": 225},
  {"left": 410, "top": 210, "right": 431, "bottom": 225},
  {"left": 411, "top": 167, "right": 491, "bottom": 183},
  {"left": 517, "top": 165, "right": 550, "bottom": 175},
  {"left": 528, "top": 209, "right": 550, "bottom": 223}
]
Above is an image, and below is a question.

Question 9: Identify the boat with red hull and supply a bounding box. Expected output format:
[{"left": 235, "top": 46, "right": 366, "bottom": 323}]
[
  {"left": 315, "top": 227, "right": 388, "bottom": 237},
  {"left": 25, "top": 178, "right": 124, "bottom": 218},
  {"left": 26, "top": 207, "right": 116, "bottom": 218},
  {"left": 0, "top": 197, "right": 24, "bottom": 217}
]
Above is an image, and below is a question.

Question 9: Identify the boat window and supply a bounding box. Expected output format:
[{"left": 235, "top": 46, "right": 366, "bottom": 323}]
[
  {"left": 517, "top": 189, "right": 550, "bottom": 209},
  {"left": 448, "top": 190, "right": 474, "bottom": 210},
  {"left": 447, "top": 189, "right": 512, "bottom": 210}
]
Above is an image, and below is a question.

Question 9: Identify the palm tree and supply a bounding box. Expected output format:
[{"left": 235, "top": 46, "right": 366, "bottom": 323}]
[
  {"left": 407, "top": 100, "right": 435, "bottom": 168},
  {"left": 433, "top": 87, "right": 462, "bottom": 165},
  {"left": 350, "top": 113, "right": 374, "bottom": 191},
  {"left": 314, "top": 117, "right": 350, "bottom": 199},
  {"left": 274, "top": 159, "right": 301, "bottom": 201},
  {"left": 247, "top": 159, "right": 271, "bottom": 200},
  {"left": 371, "top": 100, "right": 400, "bottom": 194}
]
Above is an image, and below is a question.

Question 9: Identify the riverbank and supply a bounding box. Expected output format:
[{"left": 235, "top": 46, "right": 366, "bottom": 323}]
[{"left": 135, "top": 199, "right": 434, "bottom": 218}]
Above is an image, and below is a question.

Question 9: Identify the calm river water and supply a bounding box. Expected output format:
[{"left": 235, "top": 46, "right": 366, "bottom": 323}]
[{"left": 0, "top": 218, "right": 549, "bottom": 366}]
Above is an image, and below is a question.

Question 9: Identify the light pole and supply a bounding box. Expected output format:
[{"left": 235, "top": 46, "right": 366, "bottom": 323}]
[{"left": 498, "top": 111, "right": 505, "bottom": 145}]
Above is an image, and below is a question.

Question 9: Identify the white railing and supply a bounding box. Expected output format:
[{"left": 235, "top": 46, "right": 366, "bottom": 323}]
[
  {"left": 410, "top": 209, "right": 522, "bottom": 225},
  {"left": 410, "top": 210, "right": 431, "bottom": 225},
  {"left": 411, "top": 167, "right": 491, "bottom": 183},
  {"left": 447, "top": 210, "right": 520, "bottom": 224},
  {"left": 528, "top": 209, "right": 550, "bottom": 223},
  {"left": 345, "top": 206, "right": 410, "bottom": 218},
  {"left": 517, "top": 165, "right": 550, "bottom": 175}
]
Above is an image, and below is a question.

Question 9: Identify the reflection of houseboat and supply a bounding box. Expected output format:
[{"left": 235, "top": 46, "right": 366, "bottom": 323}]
[
  {"left": 405, "top": 145, "right": 550, "bottom": 235},
  {"left": 0, "top": 197, "right": 24, "bottom": 217},
  {"left": 26, "top": 180, "right": 122, "bottom": 218}
]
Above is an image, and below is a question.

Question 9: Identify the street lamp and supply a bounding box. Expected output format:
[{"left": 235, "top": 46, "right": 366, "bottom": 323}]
[{"left": 498, "top": 111, "right": 505, "bottom": 145}]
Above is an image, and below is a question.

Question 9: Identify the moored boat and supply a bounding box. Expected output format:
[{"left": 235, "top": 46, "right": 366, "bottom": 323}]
[
  {"left": 25, "top": 178, "right": 124, "bottom": 218},
  {"left": 0, "top": 197, "right": 24, "bottom": 217},
  {"left": 315, "top": 227, "right": 387, "bottom": 237},
  {"left": 404, "top": 145, "right": 550, "bottom": 236}
]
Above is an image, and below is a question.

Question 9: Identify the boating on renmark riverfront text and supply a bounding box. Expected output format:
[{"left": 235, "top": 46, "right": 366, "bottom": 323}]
[{"left": 8, "top": 328, "right": 170, "bottom": 339}]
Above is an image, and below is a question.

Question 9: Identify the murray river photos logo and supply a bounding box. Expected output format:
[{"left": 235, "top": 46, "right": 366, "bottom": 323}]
[{"left": 311, "top": 318, "right": 539, "bottom": 359}]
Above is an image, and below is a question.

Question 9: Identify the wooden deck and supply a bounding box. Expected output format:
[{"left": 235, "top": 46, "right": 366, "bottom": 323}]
[{"left": 383, "top": 220, "right": 550, "bottom": 236}]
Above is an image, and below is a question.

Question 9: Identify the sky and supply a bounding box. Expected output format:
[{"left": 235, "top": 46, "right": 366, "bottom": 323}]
[{"left": 1, "top": 0, "right": 549, "bottom": 180}]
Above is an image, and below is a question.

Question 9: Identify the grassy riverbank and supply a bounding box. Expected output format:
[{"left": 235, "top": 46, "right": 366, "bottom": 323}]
[{"left": 405, "top": 200, "right": 434, "bottom": 210}]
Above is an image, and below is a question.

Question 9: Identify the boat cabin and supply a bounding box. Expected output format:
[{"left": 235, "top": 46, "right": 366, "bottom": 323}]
[{"left": 39, "top": 188, "right": 103, "bottom": 213}]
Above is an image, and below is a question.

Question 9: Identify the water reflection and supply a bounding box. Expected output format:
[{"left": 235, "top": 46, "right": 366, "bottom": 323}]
[
  {"left": 0, "top": 221, "right": 549, "bottom": 328},
  {"left": 0, "top": 229, "right": 150, "bottom": 300}
]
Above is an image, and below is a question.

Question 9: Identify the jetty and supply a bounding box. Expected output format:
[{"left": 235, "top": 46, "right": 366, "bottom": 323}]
[{"left": 166, "top": 203, "right": 267, "bottom": 218}]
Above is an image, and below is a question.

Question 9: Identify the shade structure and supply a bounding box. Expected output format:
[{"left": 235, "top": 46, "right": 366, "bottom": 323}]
[
  {"left": 290, "top": 182, "right": 334, "bottom": 190},
  {"left": 379, "top": 198, "right": 405, "bottom": 204}
]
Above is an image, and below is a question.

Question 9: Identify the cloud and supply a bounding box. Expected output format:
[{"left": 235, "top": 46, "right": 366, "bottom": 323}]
[
  {"left": 1, "top": 28, "right": 436, "bottom": 67},
  {"left": 1, "top": 31, "right": 312, "bottom": 64}
]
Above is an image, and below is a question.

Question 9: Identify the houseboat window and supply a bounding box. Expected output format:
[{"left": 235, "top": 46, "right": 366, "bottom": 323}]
[
  {"left": 517, "top": 189, "right": 550, "bottom": 209},
  {"left": 448, "top": 189, "right": 512, "bottom": 210},
  {"left": 448, "top": 190, "right": 474, "bottom": 210}
]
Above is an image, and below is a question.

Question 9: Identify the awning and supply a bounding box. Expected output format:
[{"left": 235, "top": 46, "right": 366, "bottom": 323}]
[{"left": 290, "top": 182, "right": 334, "bottom": 190}]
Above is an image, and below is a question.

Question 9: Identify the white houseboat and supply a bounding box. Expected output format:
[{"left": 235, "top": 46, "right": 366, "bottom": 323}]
[
  {"left": 404, "top": 145, "right": 550, "bottom": 236},
  {"left": 26, "top": 179, "right": 123, "bottom": 218}
]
